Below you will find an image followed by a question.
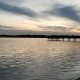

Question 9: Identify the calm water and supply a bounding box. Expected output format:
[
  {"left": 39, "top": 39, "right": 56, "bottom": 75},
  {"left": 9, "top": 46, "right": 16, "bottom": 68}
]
[{"left": 0, "top": 38, "right": 80, "bottom": 80}]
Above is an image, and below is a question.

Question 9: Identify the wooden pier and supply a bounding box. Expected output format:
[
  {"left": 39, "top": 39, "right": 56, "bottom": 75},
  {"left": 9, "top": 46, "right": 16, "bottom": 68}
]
[{"left": 47, "top": 35, "right": 80, "bottom": 42}]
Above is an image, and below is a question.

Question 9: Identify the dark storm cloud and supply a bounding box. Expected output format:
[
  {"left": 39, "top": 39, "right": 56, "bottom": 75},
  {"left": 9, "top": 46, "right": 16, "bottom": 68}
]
[
  {"left": 44, "top": 5, "right": 80, "bottom": 22},
  {"left": 0, "top": 2, "right": 37, "bottom": 18},
  {"left": 57, "top": 6, "right": 80, "bottom": 22}
]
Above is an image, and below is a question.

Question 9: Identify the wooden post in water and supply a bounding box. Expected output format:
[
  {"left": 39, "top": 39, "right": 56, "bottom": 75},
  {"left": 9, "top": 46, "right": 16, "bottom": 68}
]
[
  {"left": 68, "top": 38, "right": 70, "bottom": 42},
  {"left": 74, "top": 38, "right": 76, "bottom": 42},
  {"left": 62, "top": 38, "right": 64, "bottom": 41}
]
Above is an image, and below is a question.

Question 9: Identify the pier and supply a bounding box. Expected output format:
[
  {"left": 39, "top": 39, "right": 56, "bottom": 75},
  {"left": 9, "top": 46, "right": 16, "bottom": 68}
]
[{"left": 47, "top": 35, "right": 80, "bottom": 42}]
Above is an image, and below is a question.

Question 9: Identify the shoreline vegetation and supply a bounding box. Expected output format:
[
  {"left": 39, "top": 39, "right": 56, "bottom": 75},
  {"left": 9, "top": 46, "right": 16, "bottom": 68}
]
[{"left": 0, "top": 34, "right": 80, "bottom": 38}]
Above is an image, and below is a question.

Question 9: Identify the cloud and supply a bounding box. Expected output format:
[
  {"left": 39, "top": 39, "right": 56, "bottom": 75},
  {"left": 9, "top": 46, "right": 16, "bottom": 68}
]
[
  {"left": 0, "top": 25, "right": 38, "bottom": 35},
  {"left": 0, "top": 25, "right": 20, "bottom": 30},
  {"left": 0, "top": 2, "right": 37, "bottom": 18},
  {"left": 0, "top": 0, "right": 25, "bottom": 5},
  {"left": 44, "top": 5, "right": 80, "bottom": 22},
  {"left": 0, "top": 28, "right": 76, "bottom": 35},
  {"left": 38, "top": 25, "right": 71, "bottom": 32},
  {"left": 57, "top": 6, "right": 80, "bottom": 22},
  {"left": 0, "top": 25, "right": 80, "bottom": 35}
]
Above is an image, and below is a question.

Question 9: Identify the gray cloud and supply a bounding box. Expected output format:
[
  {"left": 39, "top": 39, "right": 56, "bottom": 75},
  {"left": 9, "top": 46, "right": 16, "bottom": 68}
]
[
  {"left": 0, "top": 0, "right": 24, "bottom": 3},
  {"left": 0, "top": 25, "right": 38, "bottom": 35},
  {"left": 0, "top": 28, "right": 77, "bottom": 35},
  {"left": 0, "top": 0, "right": 26, "bottom": 7},
  {"left": 0, "top": 2, "right": 37, "bottom": 18},
  {"left": 0, "top": 25, "right": 18, "bottom": 30},
  {"left": 44, "top": 5, "right": 80, "bottom": 22},
  {"left": 0, "top": 25, "right": 80, "bottom": 35},
  {"left": 38, "top": 25, "right": 71, "bottom": 32},
  {"left": 1, "top": 29, "right": 79, "bottom": 35}
]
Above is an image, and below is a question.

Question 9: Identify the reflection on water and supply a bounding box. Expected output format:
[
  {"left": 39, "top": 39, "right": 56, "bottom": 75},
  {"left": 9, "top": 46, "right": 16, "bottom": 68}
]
[{"left": 0, "top": 38, "right": 80, "bottom": 80}]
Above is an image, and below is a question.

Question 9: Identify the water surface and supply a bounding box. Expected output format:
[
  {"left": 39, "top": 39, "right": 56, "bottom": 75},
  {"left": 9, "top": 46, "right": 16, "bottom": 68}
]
[{"left": 0, "top": 38, "right": 80, "bottom": 80}]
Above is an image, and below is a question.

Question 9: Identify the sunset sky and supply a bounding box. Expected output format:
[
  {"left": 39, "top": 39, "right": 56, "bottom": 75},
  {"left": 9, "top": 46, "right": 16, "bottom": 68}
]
[{"left": 0, "top": 0, "right": 80, "bottom": 35}]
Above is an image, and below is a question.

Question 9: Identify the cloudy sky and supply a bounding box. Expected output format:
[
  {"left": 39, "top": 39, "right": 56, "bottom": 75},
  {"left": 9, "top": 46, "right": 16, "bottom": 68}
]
[{"left": 0, "top": 0, "right": 80, "bottom": 35}]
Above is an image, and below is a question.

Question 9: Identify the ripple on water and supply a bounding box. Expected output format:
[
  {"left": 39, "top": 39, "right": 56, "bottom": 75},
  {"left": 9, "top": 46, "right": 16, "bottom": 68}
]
[{"left": 0, "top": 38, "right": 80, "bottom": 80}]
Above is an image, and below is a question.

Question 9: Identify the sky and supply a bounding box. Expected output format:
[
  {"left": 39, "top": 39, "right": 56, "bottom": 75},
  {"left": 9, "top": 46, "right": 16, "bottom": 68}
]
[{"left": 0, "top": 0, "right": 80, "bottom": 35}]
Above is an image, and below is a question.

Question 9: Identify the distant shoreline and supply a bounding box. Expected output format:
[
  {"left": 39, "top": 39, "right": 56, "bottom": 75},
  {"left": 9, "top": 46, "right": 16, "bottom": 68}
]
[
  {"left": 0, "top": 35, "right": 47, "bottom": 38},
  {"left": 0, "top": 35, "right": 80, "bottom": 42},
  {"left": 0, "top": 35, "right": 80, "bottom": 38}
]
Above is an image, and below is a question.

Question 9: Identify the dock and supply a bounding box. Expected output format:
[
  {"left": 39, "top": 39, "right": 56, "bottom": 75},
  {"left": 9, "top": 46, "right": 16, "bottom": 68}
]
[{"left": 47, "top": 35, "right": 80, "bottom": 42}]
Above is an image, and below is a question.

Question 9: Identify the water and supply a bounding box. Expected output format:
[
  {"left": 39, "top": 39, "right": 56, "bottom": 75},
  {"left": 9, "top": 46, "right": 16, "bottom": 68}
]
[{"left": 0, "top": 38, "right": 80, "bottom": 80}]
